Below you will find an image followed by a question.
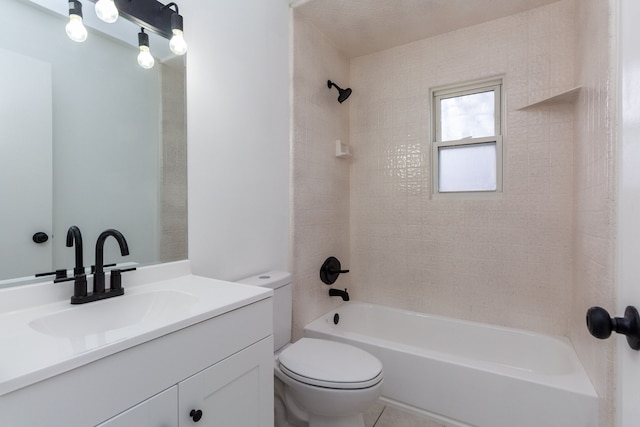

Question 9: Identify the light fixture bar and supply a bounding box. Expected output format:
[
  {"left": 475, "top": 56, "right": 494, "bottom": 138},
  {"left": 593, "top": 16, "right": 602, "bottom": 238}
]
[{"left": 85, "top": 0, "right": 180, "bottom": 39}]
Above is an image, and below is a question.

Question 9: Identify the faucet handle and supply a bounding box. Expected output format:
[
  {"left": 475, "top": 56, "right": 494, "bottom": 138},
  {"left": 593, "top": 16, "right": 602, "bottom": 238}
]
[
  {"left": 109, "top": 267, "right": 135, "bottom": 292},
  {"left": 110, "top": 269, "right": 122, "bottom": 291}
]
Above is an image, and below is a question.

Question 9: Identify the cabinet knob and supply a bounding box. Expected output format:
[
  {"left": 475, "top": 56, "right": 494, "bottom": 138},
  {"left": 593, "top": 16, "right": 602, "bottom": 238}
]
[
  {"left": 32, "top": 232, "right": 49, "bottom": 244},
  {"left": 190, "top": 409, "right": 203, "bottom": 422}
]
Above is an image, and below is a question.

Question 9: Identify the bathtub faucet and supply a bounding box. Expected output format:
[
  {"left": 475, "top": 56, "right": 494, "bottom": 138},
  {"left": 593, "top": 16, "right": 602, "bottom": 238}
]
[{"left": 329, "top": 288, "right": 350, "bottom": 301}]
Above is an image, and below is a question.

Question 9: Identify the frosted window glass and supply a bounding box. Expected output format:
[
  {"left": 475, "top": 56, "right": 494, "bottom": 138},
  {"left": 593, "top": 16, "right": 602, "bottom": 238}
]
[
  {"left": 438, "top": 143, "right": 497, "bottom": 192},
  {"left": 440, "top": 91, "right": 495, "bottom": 141}
]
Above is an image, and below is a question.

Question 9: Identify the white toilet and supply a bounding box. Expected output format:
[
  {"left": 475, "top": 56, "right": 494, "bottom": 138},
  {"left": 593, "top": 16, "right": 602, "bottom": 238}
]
[{"left": 236, "top": 271, "right": 383, "bottom": 427}]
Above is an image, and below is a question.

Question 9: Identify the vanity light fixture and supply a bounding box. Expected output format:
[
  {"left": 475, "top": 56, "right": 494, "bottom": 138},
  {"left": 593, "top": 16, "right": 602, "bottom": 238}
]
[
  {"left": 95, "top": 0, "right": 119, "bottom": 23},
  {"left": 164, "top": 3, "right": 188, "bottom": 55},
  {"left": 65, "top": 0, "right": 187, "bottom": 65},
  {"left": 137, "top": 28, "right": 155, "bottom": 69},
  {"left": 65, "top": 0, "right": 88, "bottom": 43}
]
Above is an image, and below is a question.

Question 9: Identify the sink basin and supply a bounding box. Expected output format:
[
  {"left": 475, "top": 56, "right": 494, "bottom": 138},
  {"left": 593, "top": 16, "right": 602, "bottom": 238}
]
[{"left": 29, "top": 290, "right": 198, "bottom": 338}]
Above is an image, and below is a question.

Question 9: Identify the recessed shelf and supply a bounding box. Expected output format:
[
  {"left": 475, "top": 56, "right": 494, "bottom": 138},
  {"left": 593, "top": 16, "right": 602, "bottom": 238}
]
[{"left": 518, "top": 86, "right": 582, "bottom": 110}]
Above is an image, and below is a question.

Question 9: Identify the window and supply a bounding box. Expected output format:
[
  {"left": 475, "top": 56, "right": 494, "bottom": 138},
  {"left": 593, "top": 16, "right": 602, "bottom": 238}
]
[{"left": 432, "top": 79, "right": 503, "bottom": 196}]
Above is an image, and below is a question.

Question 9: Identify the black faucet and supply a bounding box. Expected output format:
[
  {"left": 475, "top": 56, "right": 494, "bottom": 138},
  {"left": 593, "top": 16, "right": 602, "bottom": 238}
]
[
  {"left": 329, "top": 288, "right": 350, "bottom": 301},
  {"left": 66, "top": 226, "right": 85, "bottom": 276},
  {"left": 70, "top": 228, "right": 130, "bottom": 304},
  {"left": 94, "top": 229, "right": 129, "bottom": 294}
]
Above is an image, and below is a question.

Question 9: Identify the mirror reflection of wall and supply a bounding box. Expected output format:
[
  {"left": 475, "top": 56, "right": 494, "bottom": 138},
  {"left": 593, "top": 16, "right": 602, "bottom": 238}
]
[{"left": 0, "top": 0, "right": 187, "bottom": 285}]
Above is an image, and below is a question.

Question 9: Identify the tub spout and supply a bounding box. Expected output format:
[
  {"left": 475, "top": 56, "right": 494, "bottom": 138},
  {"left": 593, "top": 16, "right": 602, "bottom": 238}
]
[{"left": 329, "top": 288, "right": 350, "bottom": 301}]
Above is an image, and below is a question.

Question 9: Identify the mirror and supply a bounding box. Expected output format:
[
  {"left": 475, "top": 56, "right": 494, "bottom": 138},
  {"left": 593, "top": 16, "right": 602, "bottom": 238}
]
[{"left": 0, "top": 0, "right": 187, "bottom": 287}]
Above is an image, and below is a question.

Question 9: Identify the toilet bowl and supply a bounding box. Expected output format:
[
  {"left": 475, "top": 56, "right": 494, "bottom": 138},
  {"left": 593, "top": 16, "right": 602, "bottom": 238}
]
[{"left": 236, "top": 272, "right": 383, "bottom": 427}]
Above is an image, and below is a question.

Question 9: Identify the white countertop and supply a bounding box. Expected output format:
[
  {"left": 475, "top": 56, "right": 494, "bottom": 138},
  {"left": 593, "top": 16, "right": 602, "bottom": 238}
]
[{"left": 0, "top": 261, "right": 271, "bottom": 396}]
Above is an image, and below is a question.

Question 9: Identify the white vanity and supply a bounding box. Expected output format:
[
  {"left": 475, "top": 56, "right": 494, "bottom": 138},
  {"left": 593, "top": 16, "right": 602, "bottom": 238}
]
[{"left": 0, "top": 261, "right": 274, "bottom": 426}]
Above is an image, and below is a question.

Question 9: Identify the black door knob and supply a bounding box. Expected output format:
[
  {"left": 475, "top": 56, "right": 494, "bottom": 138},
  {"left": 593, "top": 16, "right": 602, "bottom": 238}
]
[
  {"left": 586, "top": 305, "right": 640, "bottom": 350},
  {"left": 190, "top": 409, "right": 203, "bottom": 422},
  {"left": 32, "top": 232, "right": 49, "bottom": 244}
]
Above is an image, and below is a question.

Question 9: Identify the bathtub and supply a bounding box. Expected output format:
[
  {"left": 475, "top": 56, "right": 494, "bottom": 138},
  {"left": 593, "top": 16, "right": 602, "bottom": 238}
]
[{"left": 304, "top": 302, "right": 597, "bottom": 427}]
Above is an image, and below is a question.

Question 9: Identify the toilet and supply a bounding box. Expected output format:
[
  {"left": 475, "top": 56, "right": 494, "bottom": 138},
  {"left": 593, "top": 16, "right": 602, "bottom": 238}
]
[{"left": 236, "top": 271, "right": 383, "bottom": 427}]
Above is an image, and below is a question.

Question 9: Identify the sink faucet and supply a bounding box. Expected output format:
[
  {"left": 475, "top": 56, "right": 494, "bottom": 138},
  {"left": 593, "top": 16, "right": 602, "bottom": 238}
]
[
  {"left": 93, "top": 229, "right": 129, "bottom": 295},
  {"left": 329, "top": 288, "right": 350, "bottom": 301},
  {"left": 66, "top": 226, "right": 85, "bottom": 276}
]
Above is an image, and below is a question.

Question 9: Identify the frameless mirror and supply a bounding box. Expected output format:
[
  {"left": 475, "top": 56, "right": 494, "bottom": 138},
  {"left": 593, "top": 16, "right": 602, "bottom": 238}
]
[{"left": 0, "top": 0, "right": 187, "bottom": 287}]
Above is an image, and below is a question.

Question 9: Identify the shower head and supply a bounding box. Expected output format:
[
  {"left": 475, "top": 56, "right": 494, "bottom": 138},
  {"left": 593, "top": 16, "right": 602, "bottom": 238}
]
[{"left": 327, "top": 80, "right": 352, "bottom": 103}]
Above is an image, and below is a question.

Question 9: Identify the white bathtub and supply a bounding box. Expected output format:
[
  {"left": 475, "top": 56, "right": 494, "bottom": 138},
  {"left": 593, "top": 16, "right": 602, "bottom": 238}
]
[{"left": 304, "top": 302, "right": 597, "bottom": 427}]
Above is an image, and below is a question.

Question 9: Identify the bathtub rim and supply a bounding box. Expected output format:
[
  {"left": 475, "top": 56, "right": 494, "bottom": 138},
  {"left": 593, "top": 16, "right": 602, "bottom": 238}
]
[{"left": 304, "top": 301, "right": 597, "bottom": 399}]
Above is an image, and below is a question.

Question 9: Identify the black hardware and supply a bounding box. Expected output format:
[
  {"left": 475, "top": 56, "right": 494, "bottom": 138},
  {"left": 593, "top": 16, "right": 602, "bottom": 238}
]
[
  {"left": 86, "top": 0, "right": 183, "bottom": 40},
  {"left": 320, "top": 256, "right": 350, "bottom": 285},
  {"left": 90, "top": 263, "right": 117, "bottom": 274},
  {"left": 66, "top": 226, "right": 85, "bottom": 276},
  {"left": 36, "top": 268, "right": 65, "bottom": 278},
  {"left": 586, "top": 306, "right": 640, "bottom": 350},
  {"left": 93, "top": 229, "right": 129, "bottom": 294},
  {"left": 329, "top": 288, "right": 350, "bottom": 301},
  {"left": 333, "top": 313, "right": 340, "bottom": 324},
  {"left": 110, "top": 269, "right": 122, "bottom": 291},
  {"left": 32, "top": 232, "right": 49, "bottom": 244},
  {"left": 71, "top": 229, "right": 129, "bottom": 304},
  {"left": 35, "top": 271, "right": 54, "bottom": 278},
  {"left": 327, "top": 80, "right": 352, "bottom": 103},
  {"left": 190, "top": 409, "right": 203, "bottom": 422},
  {"left": 73, "top": 274, "right": 88, "bottom": 299}
]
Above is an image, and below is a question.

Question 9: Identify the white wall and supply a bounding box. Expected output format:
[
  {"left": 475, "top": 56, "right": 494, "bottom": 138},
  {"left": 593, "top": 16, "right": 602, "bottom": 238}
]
[
  {"left": 185, "top": 0, "right": 290, "bottom": 280},
  {"left": 616, "top": 1, "right": 640, "bottom": 425}
]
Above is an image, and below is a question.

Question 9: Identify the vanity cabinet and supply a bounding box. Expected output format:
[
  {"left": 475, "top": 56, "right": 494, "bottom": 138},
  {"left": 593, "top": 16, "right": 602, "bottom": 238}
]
[
  {"left": 178, "top": 338, "right": 272, "bottom": 426},
  {"left": 0, "top": 297, "right": 273, "bottom": 427},
  {"left": 98, "top": 338, "right": 273, "bottom": 427},
  {"left": 97, "top": 387, "right": 178, "bottom": 427}
]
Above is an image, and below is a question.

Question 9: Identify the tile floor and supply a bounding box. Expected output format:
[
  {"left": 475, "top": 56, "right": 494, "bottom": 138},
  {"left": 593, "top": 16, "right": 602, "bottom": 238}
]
[{"left": 363, "top": 401, "right": 447, "bottom": 427}]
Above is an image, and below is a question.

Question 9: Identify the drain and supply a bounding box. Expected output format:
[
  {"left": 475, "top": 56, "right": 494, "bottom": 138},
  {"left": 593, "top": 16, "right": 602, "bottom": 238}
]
[{"left": 333, "top": 313, "right": 340, "bottom": 325}]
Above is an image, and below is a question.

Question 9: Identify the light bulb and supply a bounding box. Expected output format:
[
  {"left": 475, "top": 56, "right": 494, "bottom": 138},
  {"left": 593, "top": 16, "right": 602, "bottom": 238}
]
[
  {"left": 95, "top": 0, "right": 119, "bottom": 23},
  {"left": 66, "top": 14, "right": 88, "bottom": 43},
  {"left": 137, "top": 46, "right": 155, "bottom": 69},
  {"left": 169, "top": 29, "right": 188, "bottom": 55}
]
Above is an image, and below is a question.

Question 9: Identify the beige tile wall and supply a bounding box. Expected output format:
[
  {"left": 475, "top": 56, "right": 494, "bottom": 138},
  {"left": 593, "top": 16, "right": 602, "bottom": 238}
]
[
  {"left": 291, "top": 11, "right": 351, "bottom": 339},
  {"left": 571, "top": 1, "right": 617, "bottom": 425},
  {"left": 160, "top": 60, "right": 188, "bottom": 263},
  {"left": 349, "top": 0, "right": 576, "bottom": 335},
  {"left": 292, "top": 2, "right": 615, "bottom": 424}
]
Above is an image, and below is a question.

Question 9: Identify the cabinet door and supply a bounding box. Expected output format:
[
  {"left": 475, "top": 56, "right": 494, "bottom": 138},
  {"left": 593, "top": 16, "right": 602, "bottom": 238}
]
[
  {"left": 179, "top": 337, "right": 274, "bottom": 427},
  {"left": 97, "top": 386, "right": 178, "bottom": 427}
]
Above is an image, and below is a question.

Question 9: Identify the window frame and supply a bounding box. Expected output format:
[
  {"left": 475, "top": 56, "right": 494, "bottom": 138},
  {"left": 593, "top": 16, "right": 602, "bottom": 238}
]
[{"left": 431, "top": 78, "right": 503, "bottom": 197}]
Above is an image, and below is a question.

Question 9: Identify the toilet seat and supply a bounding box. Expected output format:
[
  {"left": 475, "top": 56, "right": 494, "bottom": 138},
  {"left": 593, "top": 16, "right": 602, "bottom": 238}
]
[{"left": 278, "top": 338, "right": 383, "bottom": 390}]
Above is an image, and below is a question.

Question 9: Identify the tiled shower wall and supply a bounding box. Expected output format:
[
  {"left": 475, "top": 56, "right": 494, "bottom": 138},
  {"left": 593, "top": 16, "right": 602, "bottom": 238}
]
[
  {"left": 349, "top": 0, "right": 576, "bottom": 336},
  {"left": 570, "top": 0, "right": 617, "bottom": 425},
  {"left": 291, "top": 12, "right": 351, "bottom": 339}
]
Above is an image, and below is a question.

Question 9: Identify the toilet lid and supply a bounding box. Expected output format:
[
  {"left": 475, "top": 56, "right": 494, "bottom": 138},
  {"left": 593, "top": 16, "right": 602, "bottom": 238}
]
[{"left": 278, "top": 338, "right": 383, "bottom": 390}]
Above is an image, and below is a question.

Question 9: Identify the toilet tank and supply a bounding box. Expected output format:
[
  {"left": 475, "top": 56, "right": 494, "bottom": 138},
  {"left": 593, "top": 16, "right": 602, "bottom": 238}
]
[{"left": 236, "top": 271, "right": 292, "bottom": 352}]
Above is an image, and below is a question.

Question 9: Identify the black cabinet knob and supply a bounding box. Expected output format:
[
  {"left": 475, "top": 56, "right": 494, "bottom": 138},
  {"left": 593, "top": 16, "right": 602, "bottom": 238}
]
[
  {"left": 586, "top": 305, "right": 640, "bottom": 350},
  {"left": 190, "top": 409, "right": 203, "bottom": 422},
  {"left": 32, "top": 232, "right": 49, "bottom": 244}
]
